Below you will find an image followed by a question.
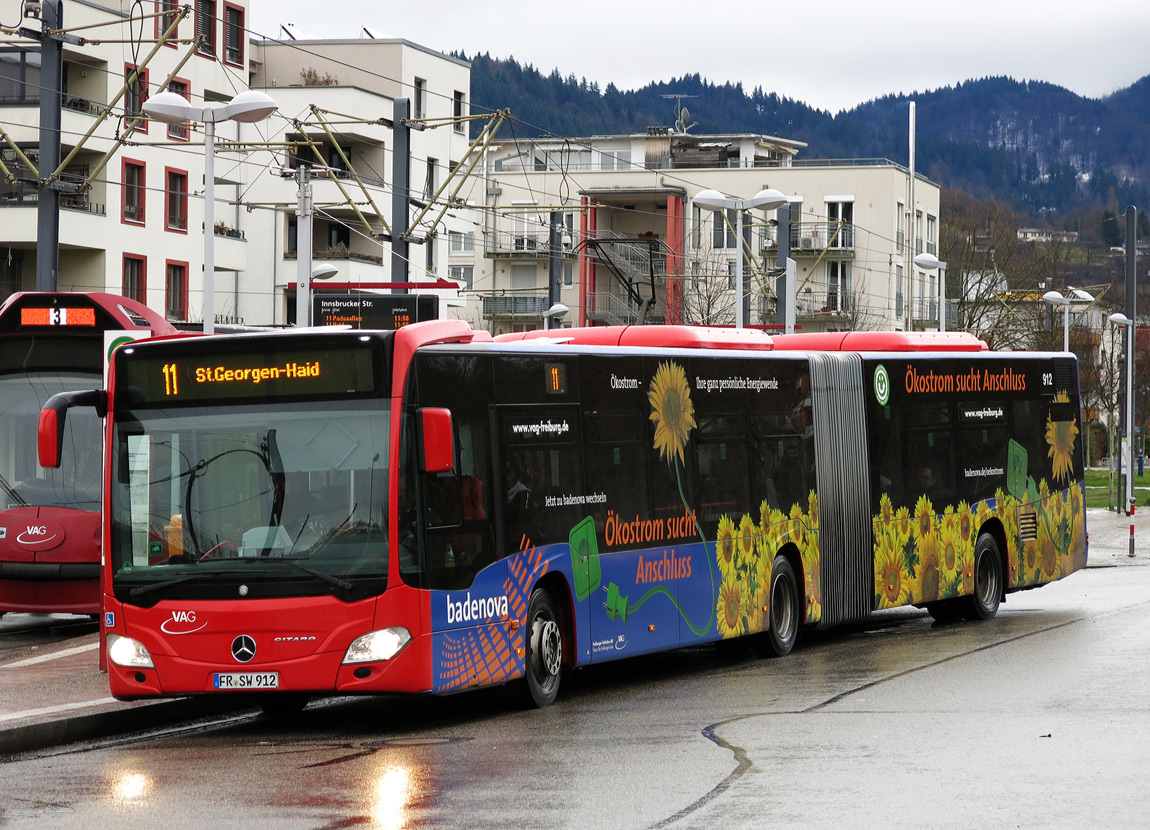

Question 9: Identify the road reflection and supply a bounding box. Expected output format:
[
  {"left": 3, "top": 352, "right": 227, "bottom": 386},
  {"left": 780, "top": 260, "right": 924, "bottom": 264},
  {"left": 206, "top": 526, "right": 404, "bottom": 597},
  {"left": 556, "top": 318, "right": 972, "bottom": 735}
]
[
  {"left": 369, "top": 762, "right": 413, "bottom": 829},
  {"left": 109, "top": 770, "right": 153, "bottom": 803}
]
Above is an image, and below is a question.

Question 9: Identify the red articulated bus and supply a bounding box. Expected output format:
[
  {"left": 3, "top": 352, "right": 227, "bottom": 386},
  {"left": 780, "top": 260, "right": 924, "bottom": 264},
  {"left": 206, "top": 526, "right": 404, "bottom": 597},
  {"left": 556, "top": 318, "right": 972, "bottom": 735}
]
[
  {"left": 40, "top": 321, "right": 1086, "bottom": 711},
  {"left": 0, "top": 292, "right": 176, "bottom": 617}
]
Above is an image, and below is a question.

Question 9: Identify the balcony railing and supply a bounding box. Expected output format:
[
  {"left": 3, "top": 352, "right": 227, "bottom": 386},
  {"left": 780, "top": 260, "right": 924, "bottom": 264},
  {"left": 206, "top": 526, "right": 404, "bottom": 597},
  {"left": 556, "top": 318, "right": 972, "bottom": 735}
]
[
  {"left": 482, "top": 294, "right": 550, "bottom": 317},
  {"left": 760, "top": 222, "right": 855, "bottom": 254},
  {"left": 484, "top": 229, "right": 573, "bottom": 258},
  {"left": 586, "top": 291, "right": 641, "bottom": 325},
  {"left": 284, "top": 248, "right": 384, "bottom": 265}
]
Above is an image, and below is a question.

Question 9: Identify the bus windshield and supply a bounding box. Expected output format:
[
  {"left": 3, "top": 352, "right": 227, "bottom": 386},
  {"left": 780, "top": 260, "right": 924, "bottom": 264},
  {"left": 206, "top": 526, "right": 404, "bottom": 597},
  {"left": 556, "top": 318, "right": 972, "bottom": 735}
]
[
  {"left": 0, "top": 371, "right": 102, "bottom": 511},
  {"left": 109, "top": 400, "right": 390, "bottom": 603}
]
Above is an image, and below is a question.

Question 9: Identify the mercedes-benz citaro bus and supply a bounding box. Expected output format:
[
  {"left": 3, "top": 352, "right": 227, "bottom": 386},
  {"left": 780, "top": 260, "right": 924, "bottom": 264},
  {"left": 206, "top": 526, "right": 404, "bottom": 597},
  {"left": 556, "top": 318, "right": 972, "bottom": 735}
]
[
  {"left": 39, "top": 321, "right": 1085, "bottom": 713},
  {"left": 0, "top": 291, "right": 176, "bottom": 618}
]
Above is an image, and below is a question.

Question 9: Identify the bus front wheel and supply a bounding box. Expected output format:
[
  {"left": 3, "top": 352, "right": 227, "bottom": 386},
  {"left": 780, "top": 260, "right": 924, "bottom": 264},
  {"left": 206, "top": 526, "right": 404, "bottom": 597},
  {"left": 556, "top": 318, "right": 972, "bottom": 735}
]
[
  {"left": 962, "top": 533, "right": 1003, "bottom": 621},
  {"left": 752, "top": 555, "right": 799, "bottom": 658},
  {"left": 521, "top": 588, "right": 563, "bottom": 708}
]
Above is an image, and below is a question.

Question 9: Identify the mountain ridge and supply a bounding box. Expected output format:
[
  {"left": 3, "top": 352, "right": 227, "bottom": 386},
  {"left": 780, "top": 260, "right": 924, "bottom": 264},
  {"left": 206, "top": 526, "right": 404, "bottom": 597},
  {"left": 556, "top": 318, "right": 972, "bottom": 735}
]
[{"left": 463, "top": 52, "right": 1150, "bottom": 217}]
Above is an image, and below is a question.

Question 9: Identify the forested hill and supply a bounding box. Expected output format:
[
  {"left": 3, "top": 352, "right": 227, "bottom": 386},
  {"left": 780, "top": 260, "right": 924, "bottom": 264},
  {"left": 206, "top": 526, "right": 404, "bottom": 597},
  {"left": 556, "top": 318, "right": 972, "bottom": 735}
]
[{"left": 462, "top": 52, "right": 1150, "bottom": 216}]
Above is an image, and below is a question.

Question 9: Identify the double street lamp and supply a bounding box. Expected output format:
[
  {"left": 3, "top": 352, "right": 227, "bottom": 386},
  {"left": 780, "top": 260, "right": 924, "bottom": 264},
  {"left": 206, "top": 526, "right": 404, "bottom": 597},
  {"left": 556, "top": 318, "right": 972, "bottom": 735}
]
[
  {"left": 913, "top": 252, "right": 947, "bottom": 332},
  {"left": 143, "top": 90, "right": 279, "bottom": 334},
  {"left": 1043, "top": 288, "right": 1095, "bottom": 352},
  {"left": 693, "top": 188, "right": 788, "bottom": 328}
]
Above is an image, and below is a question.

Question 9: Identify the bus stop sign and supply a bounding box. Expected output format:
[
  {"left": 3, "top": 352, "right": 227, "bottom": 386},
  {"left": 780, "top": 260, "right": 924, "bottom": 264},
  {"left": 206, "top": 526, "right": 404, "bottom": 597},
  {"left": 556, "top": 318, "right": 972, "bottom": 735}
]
[{"left": 313, "top": 294, "right": 439, "bottom": 330}]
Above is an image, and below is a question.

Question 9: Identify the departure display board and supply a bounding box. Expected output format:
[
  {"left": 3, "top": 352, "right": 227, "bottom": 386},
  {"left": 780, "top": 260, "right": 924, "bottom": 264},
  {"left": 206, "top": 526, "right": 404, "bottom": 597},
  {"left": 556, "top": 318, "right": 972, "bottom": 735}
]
[
  {"left": 116, "top": 340, "right": 384, "bottom": 407},
  {"left": 313, "top": 294, "right": 439, "bottom": 330}
]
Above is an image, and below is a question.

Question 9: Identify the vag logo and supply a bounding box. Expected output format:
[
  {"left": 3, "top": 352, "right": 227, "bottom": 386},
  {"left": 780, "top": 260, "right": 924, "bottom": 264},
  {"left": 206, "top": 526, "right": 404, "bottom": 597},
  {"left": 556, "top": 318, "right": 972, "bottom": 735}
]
[{"left": 15, "top": 521, "right": 64, "bottom": 548}]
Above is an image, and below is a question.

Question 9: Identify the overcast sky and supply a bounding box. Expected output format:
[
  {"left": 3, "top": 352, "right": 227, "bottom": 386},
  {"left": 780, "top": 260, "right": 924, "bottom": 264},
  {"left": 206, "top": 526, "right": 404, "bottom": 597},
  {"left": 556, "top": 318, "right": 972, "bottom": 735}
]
[{"left": 251, "top": 1, "right": 1150, "bottom": 115}]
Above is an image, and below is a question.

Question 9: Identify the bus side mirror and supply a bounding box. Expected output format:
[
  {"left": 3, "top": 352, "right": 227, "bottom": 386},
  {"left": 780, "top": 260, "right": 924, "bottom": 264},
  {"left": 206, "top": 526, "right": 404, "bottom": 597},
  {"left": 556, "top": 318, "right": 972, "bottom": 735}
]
[
  {"left": 38, "top": 389, "right": 106, "bottom": 469},
  {"left": 418, "top": 407, "right": 454, "bottom": 473}
]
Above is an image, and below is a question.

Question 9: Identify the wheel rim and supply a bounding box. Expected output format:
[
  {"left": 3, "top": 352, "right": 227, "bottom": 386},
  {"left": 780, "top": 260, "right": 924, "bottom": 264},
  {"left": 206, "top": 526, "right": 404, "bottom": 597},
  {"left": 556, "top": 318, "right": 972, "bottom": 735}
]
[
  {"left": 771, "top": 571, "right": 794, "bottom": 642},
  {"left": 531, "top": 616, "right": 562, "bottom": 681},
  {"left": 976, "top": 550, "right": 998, "bottom": 607}
]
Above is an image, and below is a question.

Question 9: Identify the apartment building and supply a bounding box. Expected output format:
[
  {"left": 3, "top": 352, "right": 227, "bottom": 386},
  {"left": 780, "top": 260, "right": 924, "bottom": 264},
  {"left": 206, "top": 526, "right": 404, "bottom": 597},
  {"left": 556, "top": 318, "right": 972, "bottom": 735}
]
[
  {"left": 0, "top": 1, "right": 474, "bottom": 326},
  {"left": 456, "top": 128, "right": 942, "bottom": 333}
]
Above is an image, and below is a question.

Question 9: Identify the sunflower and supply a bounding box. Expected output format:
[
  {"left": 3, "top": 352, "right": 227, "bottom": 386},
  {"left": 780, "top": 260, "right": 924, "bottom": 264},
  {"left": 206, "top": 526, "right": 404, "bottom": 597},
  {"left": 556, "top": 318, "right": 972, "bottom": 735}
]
[
  {"left": 875, "top": 543, "right": 913, "bottom": 608},
  {"left": 738, "top": 514, "right": 758, "bottom": 569},
  {"left": 807, "top": 491, "right": 820, "bottom": 531},
  {"left": 648, "top": 361, "right": 696, "bottom": 466},
  {"left": 1046, "top": 392, "right": 1079, "bottom": 484},
  {"left": 957, "top": 502, "right": 973, "bottom": 545},
  {"left": 938, "top": 520, "right": 962, "bottom": 587},
  {"left": 717, "top": 577, "right": 745, "bottom": 638},
  {"left": 915, "top": 533, "right": 942, "bottom": 603},
  {"left": 913, "top": 494, "right": 935, "bottom": 540},
  {"left": 716, "top": 515, "right": 738, "bottom": 579}
]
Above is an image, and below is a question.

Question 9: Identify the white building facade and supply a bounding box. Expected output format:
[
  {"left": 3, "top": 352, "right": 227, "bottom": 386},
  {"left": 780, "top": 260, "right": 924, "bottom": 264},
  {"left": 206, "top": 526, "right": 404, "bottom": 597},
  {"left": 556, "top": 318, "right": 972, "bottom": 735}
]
[
  {"left": 457, "top": 130, "right": 942, "bottom": 334},
  {"left": 1, "top": 1, "right": 475, "bottom": 326}
]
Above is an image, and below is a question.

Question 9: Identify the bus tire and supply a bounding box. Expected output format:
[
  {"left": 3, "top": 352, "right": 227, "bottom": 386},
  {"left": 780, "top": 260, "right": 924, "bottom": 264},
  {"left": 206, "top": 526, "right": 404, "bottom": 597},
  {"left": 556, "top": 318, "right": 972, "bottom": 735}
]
[
  {"left": 752, "top": 555, "right": 799, "bottom": 658},
  {"left": 521, "top": 587, "right": 563, "bottom": 708},
  {"left": 256, "top": 693, "right": 310, "bottom": 717},
  {"left": 962, "top": 533, "right": 1002, "bottom": 621}
]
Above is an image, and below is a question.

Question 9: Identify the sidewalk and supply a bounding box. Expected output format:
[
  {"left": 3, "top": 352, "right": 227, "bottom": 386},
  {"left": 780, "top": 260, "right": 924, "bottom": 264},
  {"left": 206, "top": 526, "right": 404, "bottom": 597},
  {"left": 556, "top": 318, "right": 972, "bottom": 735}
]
[
  {"left": 2, "top": 508, "right": 1146, "bottom": 756},
  {"left": 0, "top": 637, "right": 245, "bottom": 755}
]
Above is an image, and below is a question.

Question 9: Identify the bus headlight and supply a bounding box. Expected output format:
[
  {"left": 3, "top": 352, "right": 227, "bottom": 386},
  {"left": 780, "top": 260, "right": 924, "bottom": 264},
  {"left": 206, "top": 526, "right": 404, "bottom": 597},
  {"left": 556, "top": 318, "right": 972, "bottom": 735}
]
[
  {"left": 343, "top": 627, "right": 411, "bottom": 664},
  {"left": 107, "top": 634, "right": 154, "bottom": 669}
]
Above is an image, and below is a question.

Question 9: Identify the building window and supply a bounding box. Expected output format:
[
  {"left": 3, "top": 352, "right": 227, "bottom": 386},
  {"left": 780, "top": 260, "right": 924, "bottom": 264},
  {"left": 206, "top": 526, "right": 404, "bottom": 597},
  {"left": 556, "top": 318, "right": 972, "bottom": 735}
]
[
  {"left": 828, "top": 261, "right": 851, "bottom": 312},
  {"left": 122, "top": 255, "right": 146, "bottom": 302},
  {"left": 895, "top": 263, "right": 904, "bottom": 319},
  {"left": 166, "top": 260, "right": 188, "bottom": 320},
  {"left": 0, "top": 48, "right": 40, "bottom": 103},
  {"left": 712, "top": 209, "right": 736, "bottom": 249},
  {"left": 413, "top": 77, "right": 426, "bottom": 119},
  {"left": 896, "top": 200, "right": 905, "bottom": 254},
  {"left": 425, "top": 157, "right": 437, "bottom": 201},
  {"left": 453, "top": 90, "right": 466, "bottom": 133},
  {"left": 155, "top": 0, "right": 179, "bottom": 43},
  {"left": 223, "top": 4, "right": 244, "bottom": 65},
  {"left": 165, "top": 168, "right": 188, "bottom": 232},
  {"left": 122, "top": 159, "right": 145, "bottom": 224},
  {"left": 563, "top": 261, "right": 573, "bottom": 286},
  {"left": 125, "top": 65, "right": 148, "bottom": 132},
  {"left": 449, "top": 265, "right": 473, "bottom": 288},
  {"left": 926, "top": 213, "right": 937, "bottom": 256},
  {"left": 426, "top": 232, "right": 436, "bottom": 275},
  {"left": 826, "top": 199, "right": 853, "bottom": 249},
  {"left": 166, "top": 79, "right": 190, "bottom": 140},
  {"left": 196, "top": 0, "right": 216, "bottom": 57},
  {"left": 449, "top": 230, "right": 475, "bottom": 253},
  {"left": 915, "top": 209, "right": 924, "bottom": 256}
]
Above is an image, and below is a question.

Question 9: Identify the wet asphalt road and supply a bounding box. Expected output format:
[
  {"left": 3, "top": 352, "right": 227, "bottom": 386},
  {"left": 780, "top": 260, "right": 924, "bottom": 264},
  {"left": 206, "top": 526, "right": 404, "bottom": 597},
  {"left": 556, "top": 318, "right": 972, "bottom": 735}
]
[{"left": 2, "top": 558, "right": 1148, "bottom": 829}]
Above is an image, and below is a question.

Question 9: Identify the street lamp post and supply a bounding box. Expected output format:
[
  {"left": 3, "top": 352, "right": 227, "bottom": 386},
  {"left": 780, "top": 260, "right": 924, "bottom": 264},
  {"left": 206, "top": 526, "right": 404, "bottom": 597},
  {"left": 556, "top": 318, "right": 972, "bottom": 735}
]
[
  {"left": 693, "top": 188, "right": 788, "bottom": 328},
  {"left": 1110, "top": 312, "right": 1135, "bottom": 518},
  {"left": 1044, "top": 289, "right": 1095, "bottom": 352},
  {"left": 913, "top": 252, "right": 947, "bottom": 332},
  {"left": 302, "top": 263, "right": 339, "bottom": 327},
  {"left": 143, "top": 90, "right": 278, "bottom": 334}
]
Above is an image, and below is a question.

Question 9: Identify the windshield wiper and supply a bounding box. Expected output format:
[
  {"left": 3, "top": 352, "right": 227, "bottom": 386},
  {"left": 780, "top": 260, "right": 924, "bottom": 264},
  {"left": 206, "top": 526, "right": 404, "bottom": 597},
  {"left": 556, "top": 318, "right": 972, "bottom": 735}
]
[
  {"left": 0, "top": 471, "right": 26, "bottom": 507},
  {"left": 200, "top": 556, "right": 355, "bottom": 591},
  {"left": 128, "top": 573, "right": 205, "bottom": 598}
]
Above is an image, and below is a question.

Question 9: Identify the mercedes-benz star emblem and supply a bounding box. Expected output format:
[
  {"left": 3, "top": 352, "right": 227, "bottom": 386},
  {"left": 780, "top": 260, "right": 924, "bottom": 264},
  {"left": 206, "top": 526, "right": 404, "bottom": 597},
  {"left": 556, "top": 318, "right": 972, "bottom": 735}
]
[{"left": 231, "top": 635, "right": 256, "bottom": 663}]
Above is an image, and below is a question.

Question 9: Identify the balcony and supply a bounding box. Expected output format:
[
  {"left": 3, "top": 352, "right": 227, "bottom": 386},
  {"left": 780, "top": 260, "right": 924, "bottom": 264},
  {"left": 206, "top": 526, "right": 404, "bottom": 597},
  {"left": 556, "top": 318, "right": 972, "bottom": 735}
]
[
  {"left": 284, "top": 247, "right": 384, "bottom": 266},
  {"left": 484, "top": 230, "right": 573, "bottom": 259},
  {"left": 482, "top": 294, "right": 550, "bottom": 317},
  {"left": 761, "top": 222, "right": 855, "bottom": 255}
]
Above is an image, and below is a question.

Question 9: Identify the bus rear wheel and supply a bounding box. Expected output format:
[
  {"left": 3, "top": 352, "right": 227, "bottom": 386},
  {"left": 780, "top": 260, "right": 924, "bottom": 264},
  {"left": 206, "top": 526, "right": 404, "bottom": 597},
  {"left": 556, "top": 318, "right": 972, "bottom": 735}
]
[
  {"left": 961, "top": 533, "right": 1003, "bottom": 621},
  {"left": 751, "top": 555, "right": 799, "bottom": 658},
  {"left": 521, "top": 587, "right": 563, "bottom": 708}
]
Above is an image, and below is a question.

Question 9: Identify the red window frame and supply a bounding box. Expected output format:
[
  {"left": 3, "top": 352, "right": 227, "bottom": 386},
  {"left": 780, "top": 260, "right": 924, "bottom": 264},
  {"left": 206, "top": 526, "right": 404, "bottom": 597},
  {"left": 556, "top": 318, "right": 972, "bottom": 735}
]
[
  {"left": 121, "top": 158, "right": 146, "bottom": 226},
  {"left": 223, "top": 3, "right": 245, "bottom": 67},
  {"left": 122, "top": 254, "right": 147, "bottom": 303},
  {"left": 165, "top": 259, "right": 189, "bottom": 321},
  {"left": 166, "top": 77, "right": 191, "bottom": 141},
  {"left": 125, "top": 64, "right": 149, "bottom": 134},
  {"left": 155, "top": 0, "right": 179, "bottom": 45},
  {"left": 164, "top": 167, "right": 189, "bottom": 234},
  {"left": 195, "top": 0, "right": 216, "bottom": 59}
]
